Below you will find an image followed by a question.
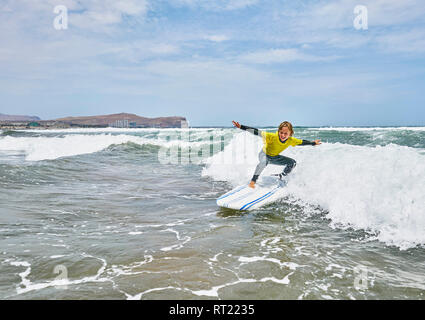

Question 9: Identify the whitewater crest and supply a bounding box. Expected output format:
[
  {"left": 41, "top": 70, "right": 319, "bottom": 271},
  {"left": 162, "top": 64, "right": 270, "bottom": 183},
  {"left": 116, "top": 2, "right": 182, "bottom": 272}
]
[
  {"left": 203, "top": 132, "right": 425, "bottom": 250},
  {"left": 0, "top": 130, "right": 218, "bottom": 161},
  {"left": 0, "top": 128, "right": 233, "bottom": 162}
]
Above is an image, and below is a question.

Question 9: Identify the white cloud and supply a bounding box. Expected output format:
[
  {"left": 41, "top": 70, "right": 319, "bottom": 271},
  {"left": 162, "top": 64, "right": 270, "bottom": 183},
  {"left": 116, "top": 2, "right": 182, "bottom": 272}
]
[
  {"left": 258, "top": 0, "right": 425, "bottom": 55},
  {"left": 366, "top": 0, "right": 425, "bottom": 26},
  {"left": 68, "top": 0, "right": 148, "bottom": 30},
  {"left": 112, "top": 0, "right": 147, "bottom": 15},
  {"left": 287, "top": 0, "right": 425, "bottom": 30},
  {"left": 169, "top": 0, "right": 258, "bottom": 11},
  {"left": 203, "top": 35, "right": 230, "bottom": 42},
  {"left": 149, "top": 43, "right": 180, "bottom": 55},
  {"left": 223, "top": 0, "right": 258, "bottom": 10},
  {"left": 376, "top": 28, "right": 425, "bottom": 53},
  {"left": 239, "top": 48, "right": 339, "bottom": 64},
  {"left": 0, "top": 0, "right": 148, "bottom": 34}
]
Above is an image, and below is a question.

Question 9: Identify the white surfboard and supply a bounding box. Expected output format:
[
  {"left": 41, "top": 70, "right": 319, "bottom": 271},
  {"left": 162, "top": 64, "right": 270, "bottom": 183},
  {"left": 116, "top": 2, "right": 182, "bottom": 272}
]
[{"left": 217, "top": 176, "right": 287, "bottom": 211}]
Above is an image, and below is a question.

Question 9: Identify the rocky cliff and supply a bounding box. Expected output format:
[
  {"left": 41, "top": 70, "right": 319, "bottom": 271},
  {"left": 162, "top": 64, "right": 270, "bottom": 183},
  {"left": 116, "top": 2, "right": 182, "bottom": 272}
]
[
  {"left": 55, "top": 113, "right": 188, "bottom": 128},
  {"left": 0, "top": 113, "right": 41, "bottom": 121}
]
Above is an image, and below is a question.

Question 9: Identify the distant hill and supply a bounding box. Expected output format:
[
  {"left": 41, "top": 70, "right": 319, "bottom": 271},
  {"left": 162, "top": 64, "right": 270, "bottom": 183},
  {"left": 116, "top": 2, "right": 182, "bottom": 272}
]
[
  {"left": 0, "top": 113, "right": 41, "bottom": 121},
  {"left": 55, "top": 113, "right": 188, "bottom": 128}
]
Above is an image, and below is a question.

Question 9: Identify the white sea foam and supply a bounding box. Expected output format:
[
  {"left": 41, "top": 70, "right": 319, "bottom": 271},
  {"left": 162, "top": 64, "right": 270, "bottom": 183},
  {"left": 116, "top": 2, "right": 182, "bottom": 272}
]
[
  {"left": 191, "top": 274, "right": 293, "bottom": 297},
  {"left": 203, "top": 133, "right": 425, "bottom": 250},
  {"left": 22, "top": 128, "right": 220, "bottom": 134},
  {"left": 0, "top": 133, "right": 209, "bottom": 161},
  {"left": 10, "top": 254, "right": 110, "bottom": 296},
  {"left": 159, "top": 228, "right": 192, "bottom": 252},
  {"left": 238, "top": 256, "right": 300, "bottom": 270}
]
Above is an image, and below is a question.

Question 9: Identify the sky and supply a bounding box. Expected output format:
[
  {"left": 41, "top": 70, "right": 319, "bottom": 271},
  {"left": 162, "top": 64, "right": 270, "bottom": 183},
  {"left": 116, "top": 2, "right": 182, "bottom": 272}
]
[{"left": 0, "top": 0, "right": 424, "bottom": 127}]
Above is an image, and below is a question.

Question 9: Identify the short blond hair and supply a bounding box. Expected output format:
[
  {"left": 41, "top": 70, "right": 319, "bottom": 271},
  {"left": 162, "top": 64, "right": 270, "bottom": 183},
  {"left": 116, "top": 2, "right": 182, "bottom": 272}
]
[{"left": 278, "top": 121, "right": 294, "bottom": 136}]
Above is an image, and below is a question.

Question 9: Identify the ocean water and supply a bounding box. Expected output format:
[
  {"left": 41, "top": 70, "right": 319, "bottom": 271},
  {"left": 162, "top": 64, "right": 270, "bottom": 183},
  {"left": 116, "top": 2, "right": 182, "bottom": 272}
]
[{"left": 0, "top": 126, "right": 424, "bottom": 299}]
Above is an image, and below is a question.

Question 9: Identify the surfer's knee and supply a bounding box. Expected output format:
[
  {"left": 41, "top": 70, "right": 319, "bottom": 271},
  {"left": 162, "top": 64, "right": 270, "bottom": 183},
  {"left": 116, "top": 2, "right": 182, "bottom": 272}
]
[
  {"left": 283, "top": 159, "right": 296, "bottom": 176},
  {"left": 287, "top": 158, "right": 296, "bottom": 169}
]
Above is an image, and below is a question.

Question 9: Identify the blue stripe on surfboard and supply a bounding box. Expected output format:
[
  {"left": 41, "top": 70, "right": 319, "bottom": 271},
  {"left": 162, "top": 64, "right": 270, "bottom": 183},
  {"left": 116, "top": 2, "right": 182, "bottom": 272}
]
[
  {"left": 239, "top": 186, "right": 281, "bottom": 210},
  {"left": 239, "top": 192, "right": 273, "bottom": 211},
  {"left": 244, "top": 189, "right": 279, "bottom": 210},
  {"left": 240, "top": 188, "right": 279, "bottom": 211},
  {"left": 217, "top": 185, "right": 247, "bottom": 201}
]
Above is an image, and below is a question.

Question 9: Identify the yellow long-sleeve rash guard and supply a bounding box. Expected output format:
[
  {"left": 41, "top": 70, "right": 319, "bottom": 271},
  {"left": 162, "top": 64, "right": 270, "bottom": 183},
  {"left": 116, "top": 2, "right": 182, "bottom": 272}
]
[
  {"left": 239, "top": 124, "right": 315, "bottom": 157},
  {"left": 260, "top": 131, "right": 303, "bottom": 156}
]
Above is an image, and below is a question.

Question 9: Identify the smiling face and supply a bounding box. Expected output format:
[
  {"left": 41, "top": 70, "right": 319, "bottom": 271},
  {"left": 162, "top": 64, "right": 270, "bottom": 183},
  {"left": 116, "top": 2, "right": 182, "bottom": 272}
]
[{"left": 278, "top": 126, "right": 291, "bottom": 141}]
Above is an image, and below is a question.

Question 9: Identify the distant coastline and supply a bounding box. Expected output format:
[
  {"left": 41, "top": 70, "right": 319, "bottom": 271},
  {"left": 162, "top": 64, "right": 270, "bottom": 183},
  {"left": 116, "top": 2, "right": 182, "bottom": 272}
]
[{"left": 0, "top": 112, "right": 189, "bottom": 130}]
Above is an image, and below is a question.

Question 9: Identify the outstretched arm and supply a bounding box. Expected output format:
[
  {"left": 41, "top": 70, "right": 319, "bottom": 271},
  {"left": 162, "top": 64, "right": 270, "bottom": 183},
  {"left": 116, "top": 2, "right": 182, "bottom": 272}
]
[
  {"left": 299, "top": 139, "right": 321, "bottom": 146},
  {"left": 232, "top": 120, "right": 263, "bottom": 136}
]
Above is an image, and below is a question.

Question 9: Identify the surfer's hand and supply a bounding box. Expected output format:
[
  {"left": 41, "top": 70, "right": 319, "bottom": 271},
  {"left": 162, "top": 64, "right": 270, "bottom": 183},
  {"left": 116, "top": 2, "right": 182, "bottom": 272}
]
[
  {"left": 232, "top": 121, "right": 241, "bottom": 129},
  {"left": 249, "top": 181, "right": 256, "bottom": 189},
  {"left": 313, "top": 139, "right": 322, "bottom": 145}
]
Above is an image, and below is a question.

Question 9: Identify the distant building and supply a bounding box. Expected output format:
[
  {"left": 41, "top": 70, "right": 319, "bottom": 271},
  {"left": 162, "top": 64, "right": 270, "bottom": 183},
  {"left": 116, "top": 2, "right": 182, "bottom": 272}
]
[
  {"left": 180, "top": 120, "right": 189, "bottom": 128},
  {"left": 109, "top": 119, "right": 129, "bottom": 128}
]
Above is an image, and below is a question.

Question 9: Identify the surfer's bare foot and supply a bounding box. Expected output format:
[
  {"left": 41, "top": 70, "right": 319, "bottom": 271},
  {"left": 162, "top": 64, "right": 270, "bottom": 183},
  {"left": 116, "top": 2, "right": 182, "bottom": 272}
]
[{"left": 249, "top": 181, "right": 255, "bottom": 188}]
